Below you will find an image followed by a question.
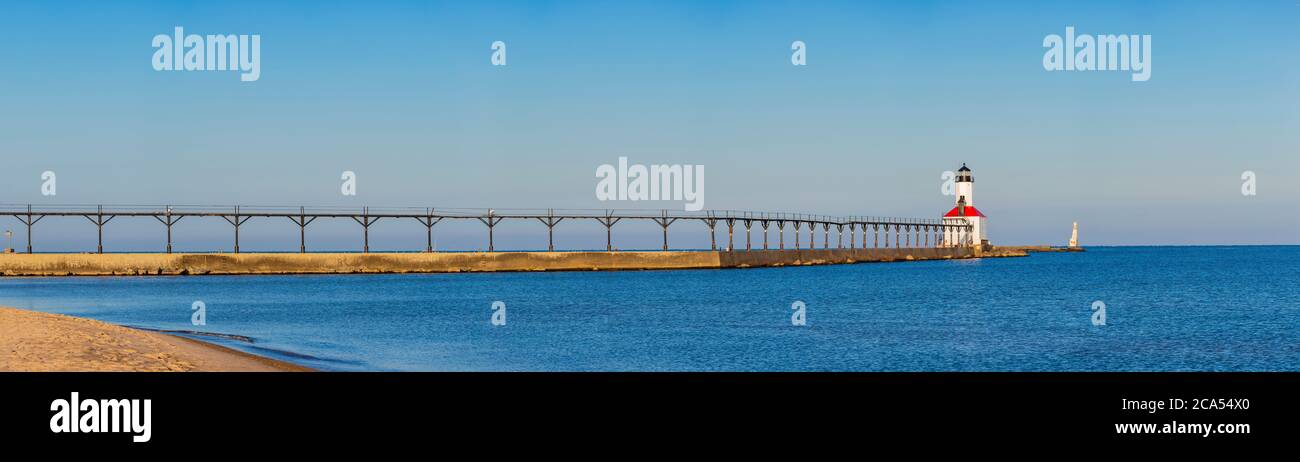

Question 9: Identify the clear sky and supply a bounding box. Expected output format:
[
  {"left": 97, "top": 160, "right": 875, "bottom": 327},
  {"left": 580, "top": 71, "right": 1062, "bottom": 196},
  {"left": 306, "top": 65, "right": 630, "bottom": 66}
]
[{"left": 0, "top": 0, "right": 1297, "bottom": 251}]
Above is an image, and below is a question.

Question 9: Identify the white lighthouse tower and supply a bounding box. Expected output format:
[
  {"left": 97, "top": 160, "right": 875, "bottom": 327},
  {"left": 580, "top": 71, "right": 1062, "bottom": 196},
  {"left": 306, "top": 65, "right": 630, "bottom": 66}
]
[{"left": 943, "top": 163, "right": 988, "bottom": 247}]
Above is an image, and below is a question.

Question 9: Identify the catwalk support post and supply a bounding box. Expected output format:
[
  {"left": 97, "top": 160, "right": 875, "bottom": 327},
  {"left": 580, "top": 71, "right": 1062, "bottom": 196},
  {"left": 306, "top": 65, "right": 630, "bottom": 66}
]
[
  {"left": 288, "top": 207, "right": 318, "bottom": 253},
  {"left": 82, "top": 205, "right": 115, "bottom": 254}
]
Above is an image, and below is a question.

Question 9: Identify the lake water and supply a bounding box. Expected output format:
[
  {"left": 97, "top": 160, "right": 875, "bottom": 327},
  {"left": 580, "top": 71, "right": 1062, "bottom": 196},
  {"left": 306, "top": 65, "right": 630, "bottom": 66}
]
[{"left": 1, "top": 246, "right": 1296, "bottom": 371}]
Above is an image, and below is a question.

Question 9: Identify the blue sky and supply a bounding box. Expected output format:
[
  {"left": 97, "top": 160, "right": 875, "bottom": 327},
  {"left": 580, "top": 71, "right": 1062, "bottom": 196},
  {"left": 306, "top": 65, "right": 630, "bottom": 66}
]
[{"left": 0, "top": 0, "right": 1297, "bottom": 251}]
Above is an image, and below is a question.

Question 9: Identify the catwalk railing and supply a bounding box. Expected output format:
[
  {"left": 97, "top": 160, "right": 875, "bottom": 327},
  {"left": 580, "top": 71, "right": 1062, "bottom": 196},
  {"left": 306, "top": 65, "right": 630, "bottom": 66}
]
[{"left": 0, "top": 204, "right": 976, "bottom": 254}]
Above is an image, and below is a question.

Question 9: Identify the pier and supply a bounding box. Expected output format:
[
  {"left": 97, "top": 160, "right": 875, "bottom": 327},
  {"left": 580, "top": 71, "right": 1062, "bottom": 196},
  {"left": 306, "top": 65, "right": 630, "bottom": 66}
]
[{"left": 0, "top": 248, "right": 978, "bottom": 276}]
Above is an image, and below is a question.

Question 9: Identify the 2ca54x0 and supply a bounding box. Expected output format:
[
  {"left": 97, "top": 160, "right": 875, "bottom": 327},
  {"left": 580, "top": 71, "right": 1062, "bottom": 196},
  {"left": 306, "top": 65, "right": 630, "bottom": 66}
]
[{"left": 1179, "top": 398, "right": 1250, "bottom": 411}]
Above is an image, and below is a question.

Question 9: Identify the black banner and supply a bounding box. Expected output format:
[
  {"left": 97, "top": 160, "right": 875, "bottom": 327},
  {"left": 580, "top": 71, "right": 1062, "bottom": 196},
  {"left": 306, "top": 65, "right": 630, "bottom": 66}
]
[{"left": 1, "top": 373, "right": 1293, "bottom": 450}]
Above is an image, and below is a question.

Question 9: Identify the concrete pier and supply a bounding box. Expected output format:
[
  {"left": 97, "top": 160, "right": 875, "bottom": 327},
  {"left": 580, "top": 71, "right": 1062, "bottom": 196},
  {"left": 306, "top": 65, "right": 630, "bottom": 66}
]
[{"left": 0, "top": 247, "right": 981, "bottom": 276}]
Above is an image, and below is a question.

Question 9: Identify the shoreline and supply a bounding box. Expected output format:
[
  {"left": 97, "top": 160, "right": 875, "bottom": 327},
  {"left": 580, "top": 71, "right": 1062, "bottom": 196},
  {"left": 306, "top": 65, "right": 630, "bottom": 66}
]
[{"left": 0, "top": 306, "right": 311, "bottom": 372}]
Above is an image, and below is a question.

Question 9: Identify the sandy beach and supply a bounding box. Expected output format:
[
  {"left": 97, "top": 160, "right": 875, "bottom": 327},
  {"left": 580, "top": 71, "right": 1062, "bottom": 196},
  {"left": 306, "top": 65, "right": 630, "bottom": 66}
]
[{"left": 0, "top": 306, "right": 310, "bottom": 372}]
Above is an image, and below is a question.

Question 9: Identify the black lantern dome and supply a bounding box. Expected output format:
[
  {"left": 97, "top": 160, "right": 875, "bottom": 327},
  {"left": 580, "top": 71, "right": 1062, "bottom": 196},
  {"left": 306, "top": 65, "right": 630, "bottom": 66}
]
[{"left": 956, "top": 163, "right": 973, "bottom": 182}]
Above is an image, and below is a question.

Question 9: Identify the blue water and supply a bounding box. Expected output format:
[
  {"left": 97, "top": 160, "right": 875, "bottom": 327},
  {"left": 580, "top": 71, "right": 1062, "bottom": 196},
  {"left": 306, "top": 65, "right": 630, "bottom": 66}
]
[{"left": 1, "top": 247, "right": 1297, "bottom": 371}]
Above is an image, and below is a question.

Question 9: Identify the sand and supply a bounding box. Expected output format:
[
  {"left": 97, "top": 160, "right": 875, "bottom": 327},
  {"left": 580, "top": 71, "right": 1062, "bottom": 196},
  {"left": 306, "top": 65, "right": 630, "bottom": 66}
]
[{"left": 0, "top": 307, "right": 310, "bottom": 372}]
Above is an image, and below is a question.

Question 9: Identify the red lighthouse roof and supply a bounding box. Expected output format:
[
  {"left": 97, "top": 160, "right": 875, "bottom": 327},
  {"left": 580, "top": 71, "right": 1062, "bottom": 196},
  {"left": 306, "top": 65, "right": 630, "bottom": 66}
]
[{"left": 943, "top": 206, "right": 986, "bottom": 218}]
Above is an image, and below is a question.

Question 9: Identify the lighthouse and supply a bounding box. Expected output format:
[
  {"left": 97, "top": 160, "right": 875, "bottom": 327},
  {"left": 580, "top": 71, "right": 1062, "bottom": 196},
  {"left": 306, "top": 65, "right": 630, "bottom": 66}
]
[{"left": 942, "top": 163, "right": 988, "bottom": 247}]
